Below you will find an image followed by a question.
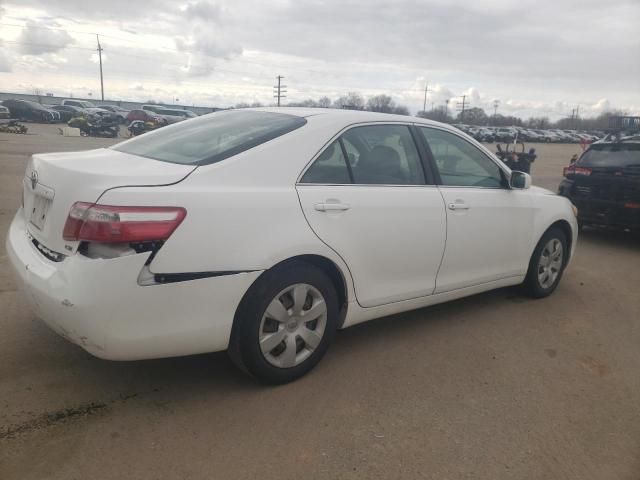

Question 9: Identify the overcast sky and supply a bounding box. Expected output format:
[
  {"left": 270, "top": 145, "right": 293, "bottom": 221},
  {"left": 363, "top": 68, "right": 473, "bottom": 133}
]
[{"left": 0, "top": 0, "right": 638, "bottom": 119}]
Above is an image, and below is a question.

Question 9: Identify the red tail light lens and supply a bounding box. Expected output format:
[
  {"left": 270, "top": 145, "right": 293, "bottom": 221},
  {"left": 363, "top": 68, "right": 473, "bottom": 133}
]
[{"left": 63, "top": 202, "right": 186, "bottom": 243}]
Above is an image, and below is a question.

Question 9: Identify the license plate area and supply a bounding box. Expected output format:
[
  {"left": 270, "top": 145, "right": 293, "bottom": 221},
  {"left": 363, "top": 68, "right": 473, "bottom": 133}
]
[{"left": 29, "top": 194, "right": 52, "bottom": 230}]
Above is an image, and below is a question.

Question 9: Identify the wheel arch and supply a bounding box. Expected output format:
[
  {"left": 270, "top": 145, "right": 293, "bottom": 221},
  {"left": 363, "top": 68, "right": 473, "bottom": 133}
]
[
  {"left": 234, "top": 254, "right": 350, "bottom": 331},
  {"left": 534, "top": 219, "right": 574, "bottom": 266}
]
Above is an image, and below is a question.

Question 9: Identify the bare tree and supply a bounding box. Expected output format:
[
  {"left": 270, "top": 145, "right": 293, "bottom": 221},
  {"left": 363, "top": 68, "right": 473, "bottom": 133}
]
[
  {"left": 392, "top": 105, "right": 410, "bottom": 116},
  {"left": 317, "top": 96, "right": 332, "bottom": 108},
  {"left": 334, "top": 92, "right": 365, "bottom": 110},
  {"left": 366, "top": 94, "right": 394, "bottom": 113}
]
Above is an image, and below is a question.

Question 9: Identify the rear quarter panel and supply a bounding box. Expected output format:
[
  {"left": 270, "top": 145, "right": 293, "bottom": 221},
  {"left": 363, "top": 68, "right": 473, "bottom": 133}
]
[{"left": 97, "top": 119, "right": 357, "bottom": 297}]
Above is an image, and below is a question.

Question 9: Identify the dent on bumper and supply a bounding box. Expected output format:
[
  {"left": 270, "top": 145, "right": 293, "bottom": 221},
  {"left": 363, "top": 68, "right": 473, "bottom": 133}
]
[{"left": 6, "top": 209, "right": 262, "bottom": 360}]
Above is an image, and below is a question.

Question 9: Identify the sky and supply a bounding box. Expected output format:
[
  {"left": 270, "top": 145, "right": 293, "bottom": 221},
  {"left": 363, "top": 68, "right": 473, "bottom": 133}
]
[{"left": 0, "top": 0, "right": 638, "bottom": 120}]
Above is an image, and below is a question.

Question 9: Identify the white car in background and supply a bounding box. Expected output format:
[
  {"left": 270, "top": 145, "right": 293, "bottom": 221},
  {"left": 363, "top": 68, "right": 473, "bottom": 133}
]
[{"left": 6, "top": 108, "right": 578, "bottom": 383}]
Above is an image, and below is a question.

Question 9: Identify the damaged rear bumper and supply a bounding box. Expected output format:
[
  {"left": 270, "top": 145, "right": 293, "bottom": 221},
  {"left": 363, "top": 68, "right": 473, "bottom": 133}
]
[{"left": 6, "top": 209, "right": 262, "bottom": 360}]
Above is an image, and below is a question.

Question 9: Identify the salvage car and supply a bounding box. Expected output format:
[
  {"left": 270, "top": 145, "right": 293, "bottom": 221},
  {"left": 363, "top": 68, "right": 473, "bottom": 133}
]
[
  {"left": 6, "top": 108, "right": 578, "bottom": 383},
  {"left": 2, "top": 99, "right": 56, "bottom": 123},
  {"left": 99, "top": 105, "right": 130, "bottom": 123},
  {"left": 559, "top": 135, "right": 640, "bottom": 230},
  {"left": 51, "top": 105, "right": 86, "bottom": 122},
  {"left": 125, "top": 109, "right": 167, "bottom": 126}
]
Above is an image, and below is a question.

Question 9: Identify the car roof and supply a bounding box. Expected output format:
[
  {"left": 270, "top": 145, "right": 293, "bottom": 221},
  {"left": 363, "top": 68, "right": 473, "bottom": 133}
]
[{"left": 241, "top": 107, "right": 457, "bottom": 130}]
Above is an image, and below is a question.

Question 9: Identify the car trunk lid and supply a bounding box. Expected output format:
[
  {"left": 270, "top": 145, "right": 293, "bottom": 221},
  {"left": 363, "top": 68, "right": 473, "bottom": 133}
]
[{"left": 22, "top": 148, "right": 195, "bottom": 256}]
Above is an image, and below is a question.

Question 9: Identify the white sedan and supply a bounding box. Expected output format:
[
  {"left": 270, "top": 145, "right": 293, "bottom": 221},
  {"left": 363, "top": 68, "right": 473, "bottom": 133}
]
[{"left": 6, "top": 108, "right": 578, "bottom": 383}]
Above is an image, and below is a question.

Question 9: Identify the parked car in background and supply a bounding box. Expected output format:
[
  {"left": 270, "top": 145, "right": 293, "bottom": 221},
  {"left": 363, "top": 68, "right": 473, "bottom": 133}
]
[
  {"left": 141, "top": 105, "right": 164, "bottom": 113},
  {"left": 6, "top": 108, "right": 578, "bottom": 383},
  {"left": 494, "top": 127, "right": 518, "bottom": 142},
  {"left": 141, "top": 105, "right": 184, "bottom": 124},
  {"left": 1, "top": 99, "right": 56, "bottom": 123},
  {"left": 51, "top": 105, "right": 86, "bottom": 122},
  {"left": 99, "top": 105, "right": 130, "bottom": 123},
  {"left": 533, "top": 129, "right": 558, "bottom": 142},
  {"left": 155, "top": 108, "right": 197, "bottom": 119},
  {"left": 61, "top": 99, "right": 97, "bottom": 109},
  {"left": 0, "top": 105, "right": 10, "bottom": 119},
  {"left": 559, "top": 135, "right": 640, "bottom": 230},
  {"left": 125, "top": 109, "right": 167, "bottom": 126}
]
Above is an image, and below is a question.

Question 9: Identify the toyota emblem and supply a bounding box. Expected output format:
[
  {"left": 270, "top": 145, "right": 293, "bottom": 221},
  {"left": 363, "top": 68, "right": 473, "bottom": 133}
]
[{"left": 30, "top": 170, "right": 38, "bottom": 190}]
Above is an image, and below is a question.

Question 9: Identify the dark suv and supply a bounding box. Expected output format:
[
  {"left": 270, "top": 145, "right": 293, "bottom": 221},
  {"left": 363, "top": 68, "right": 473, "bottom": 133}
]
[{"left": 558, "top": 136, "right": 640, "bottom": 230}]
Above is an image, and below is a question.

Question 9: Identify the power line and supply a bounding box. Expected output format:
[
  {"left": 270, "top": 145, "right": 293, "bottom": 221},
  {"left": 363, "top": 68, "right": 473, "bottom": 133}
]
[
  {"left": 456, "top": 94, "right": 468, "bottom": 121},
  {"left": 96, "top": 34, "right": 104, "bottom": 101},
  {"left": 422, "top": 81, "right": 432, "bottom": 112},
  {"left": 273, "top": 75, "right": 286, "bottom": 107}
]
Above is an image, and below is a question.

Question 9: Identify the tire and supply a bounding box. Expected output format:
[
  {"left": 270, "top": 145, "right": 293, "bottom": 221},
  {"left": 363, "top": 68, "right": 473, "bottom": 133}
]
[
  {"left": 522, "top": 227, "right": 568, "bottom": 298},
  {"left": 228, "top": 261, "right": 339, "bottom": 384}
]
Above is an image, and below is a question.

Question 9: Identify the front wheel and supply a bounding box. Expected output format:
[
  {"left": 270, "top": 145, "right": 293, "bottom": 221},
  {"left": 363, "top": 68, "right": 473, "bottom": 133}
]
[
  {"left": 228, "top": 262, "right": 339, "bottom": 384},
  {"left": 522, "top": 227, "right": 568, "bottom": 298}
]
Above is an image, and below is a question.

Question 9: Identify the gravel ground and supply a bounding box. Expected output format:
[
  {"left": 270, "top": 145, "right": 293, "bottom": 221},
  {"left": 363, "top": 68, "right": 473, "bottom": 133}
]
[{"left": 0, "top": 124, "right": 638, "bottom": 480}]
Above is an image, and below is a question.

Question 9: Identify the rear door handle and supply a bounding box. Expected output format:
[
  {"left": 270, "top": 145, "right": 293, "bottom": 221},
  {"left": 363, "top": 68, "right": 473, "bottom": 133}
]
[
  {"left": 314, "top": 202, "right": 350, "bottom": 212},
  {"left": 448, "top": 202, "right": 470, "bottom": 211}
]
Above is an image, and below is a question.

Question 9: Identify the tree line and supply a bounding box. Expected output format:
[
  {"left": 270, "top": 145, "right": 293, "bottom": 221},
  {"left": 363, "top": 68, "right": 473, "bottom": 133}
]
[{"left": 231, "top": 93, "right": 629, "bottom": 130}]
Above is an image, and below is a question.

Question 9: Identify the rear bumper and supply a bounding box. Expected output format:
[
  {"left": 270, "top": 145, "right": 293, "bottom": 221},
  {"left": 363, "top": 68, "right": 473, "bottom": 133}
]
[
  {"left": 562, "top": 199, "right": 640, "bottom": 228},
  {"left": 559, "top": 181, "right": 640, "bottom": 228},
  {"left": 6, "top": 209, "right": 262, "bottom": 360}
]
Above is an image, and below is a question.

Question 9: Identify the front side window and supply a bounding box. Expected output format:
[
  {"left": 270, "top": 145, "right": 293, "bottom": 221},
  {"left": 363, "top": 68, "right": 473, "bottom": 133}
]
[
  {"left": 419, "top": 127, "right": 504, "bottom": 188},
  {"left": 342, "top": 125, "right": 425, "bottom": 185},
  {"left": 113, "top": 110, "right": 306, "bottom": 165}
]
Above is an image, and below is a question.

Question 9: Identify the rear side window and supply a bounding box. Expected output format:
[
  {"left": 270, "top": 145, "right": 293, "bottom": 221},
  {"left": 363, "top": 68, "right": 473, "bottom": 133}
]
[
  {"left": 579, "top": 144, "right": 640, "bottom": 168},
  {"left": 300, "top": 124, "right": 426, "bottom": 185},
  {"left": 300, "top": 140, "right": 351, "bottom": 184},
  {"left": 113, "top": 110, "right": 306, "bottom": 165},
  {"left": 344, "top": 125, "right": 425, "bottom": 185}
]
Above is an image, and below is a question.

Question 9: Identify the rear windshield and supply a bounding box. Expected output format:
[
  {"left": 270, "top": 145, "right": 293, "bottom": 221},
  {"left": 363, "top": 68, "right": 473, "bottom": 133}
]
[
  {"left": 579, "top": 144, "right": 640, "bottom": 168},
  {"left": 113, "top": 110, "right": 306, "bottom": 165}
]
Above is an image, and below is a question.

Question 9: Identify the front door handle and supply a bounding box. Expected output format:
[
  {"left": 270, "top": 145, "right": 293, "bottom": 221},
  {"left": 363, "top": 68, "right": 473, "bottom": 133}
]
[
  {"left": 314, "top": 202, "right": 350, "bottom": 212},
  {"left": 448, "top": 202, "right": 470, "bottom": 211}
]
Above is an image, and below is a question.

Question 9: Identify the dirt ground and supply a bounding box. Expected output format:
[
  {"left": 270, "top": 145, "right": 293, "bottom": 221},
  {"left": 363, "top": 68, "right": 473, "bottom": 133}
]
[{"left": 1, "top": 124, "right": 638, "bottom": 480}]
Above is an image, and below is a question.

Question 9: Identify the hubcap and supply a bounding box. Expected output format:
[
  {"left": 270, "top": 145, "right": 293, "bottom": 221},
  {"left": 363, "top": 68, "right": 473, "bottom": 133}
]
[
  {"left": 259, "top": 283, "right": 327, "bottom": 368},
  {"left": 538, "top": 238, "right": 563, "bottom": 289}
]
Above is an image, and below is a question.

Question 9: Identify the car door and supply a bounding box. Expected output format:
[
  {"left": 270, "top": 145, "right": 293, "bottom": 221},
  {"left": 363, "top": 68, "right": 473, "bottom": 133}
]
[
  {"left": 416, "top": 126, "right": 534, "bottom": 293},
  {"left": 296, "top": 123, "right": 447, "bottom": 308}
]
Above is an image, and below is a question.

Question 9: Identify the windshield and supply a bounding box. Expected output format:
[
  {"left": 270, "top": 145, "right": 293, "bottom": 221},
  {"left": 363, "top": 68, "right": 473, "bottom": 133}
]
[
  {"left": 113, "top": 110, "right": 307, "bottom": 165},
  {"left": 579, "top": 144, "right": 640, "bottom": 168}
]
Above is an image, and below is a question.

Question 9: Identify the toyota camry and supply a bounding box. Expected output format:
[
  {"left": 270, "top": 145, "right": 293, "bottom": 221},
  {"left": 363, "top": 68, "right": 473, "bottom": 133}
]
[{"left": 6, "top": 108, "right": 578, "bottom": 383}]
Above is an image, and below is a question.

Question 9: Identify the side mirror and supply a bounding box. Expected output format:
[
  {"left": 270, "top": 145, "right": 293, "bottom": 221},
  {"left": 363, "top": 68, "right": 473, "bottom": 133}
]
[{"left": 510, "top": 171, "right": 531, "bottom": 189}]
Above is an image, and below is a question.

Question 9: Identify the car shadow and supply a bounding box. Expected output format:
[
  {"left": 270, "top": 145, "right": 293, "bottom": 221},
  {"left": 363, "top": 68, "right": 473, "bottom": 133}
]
[
  {"left": 579, "top": 227, "right": 640, "bottom": 252},
  {"left": 83, "top": 286, "right": 514, "bottom": 393}
]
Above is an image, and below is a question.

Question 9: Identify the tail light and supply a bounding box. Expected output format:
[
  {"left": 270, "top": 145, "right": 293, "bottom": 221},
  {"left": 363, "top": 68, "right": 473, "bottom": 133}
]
[
  {"left": 63, "top": 202, "right": 186, "bottom": 243},
  {"left": 563, "top": 165, "right": 592, "bottom": 177}
]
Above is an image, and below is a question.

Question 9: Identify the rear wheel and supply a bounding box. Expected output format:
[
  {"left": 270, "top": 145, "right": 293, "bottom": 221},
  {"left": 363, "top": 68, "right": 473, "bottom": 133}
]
[
  {"left": 228, "top": 262, "right": 338, "bottom": 384},
  {"left": 522, "top": 227, "right": 567, "bottom": 298}
]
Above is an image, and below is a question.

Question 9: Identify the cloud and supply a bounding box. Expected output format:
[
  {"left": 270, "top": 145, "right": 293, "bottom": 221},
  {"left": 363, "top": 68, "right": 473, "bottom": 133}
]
[
  {"left": 0, "top": 41, "right": 10, "bottom": 72},
  {"left": 1, "top": 0, "right": 638, "bottom": 116},
  {"left": 182, "top": 1, "right": 222, "bottom": 22},
  {"left": 17, "top": 20, "right": 74, "bottom": 55}
]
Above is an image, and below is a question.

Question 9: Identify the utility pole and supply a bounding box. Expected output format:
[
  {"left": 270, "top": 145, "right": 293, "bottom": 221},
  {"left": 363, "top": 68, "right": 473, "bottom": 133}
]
[
  {"left": 96, "top": 34, "right": 104, "bottom": 101},
  {"left": 456, "top": 95, "right": 468, "bottom": 122},
  {"left": 444, "top": 99, "right": 450, "bottom": 120},
  {"left": 273, "top": 75, "right": 287, "bottom": 107},
  {"left": 422, "top": 82, "right": 432, "bottom": 113},
  {"left": 493, "top": 99, "right": 500, "bottom": 117}
]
